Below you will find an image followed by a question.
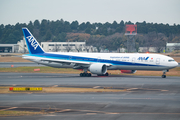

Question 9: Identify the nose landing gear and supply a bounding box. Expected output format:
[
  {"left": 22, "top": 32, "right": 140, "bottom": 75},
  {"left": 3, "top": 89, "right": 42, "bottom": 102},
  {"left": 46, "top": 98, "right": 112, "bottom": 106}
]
[
  {"left": 162, "top": 70, "right": 169, "bottom": 78},
  {"left": 162, "top": 74, "right": 166, "bottom": 78}
]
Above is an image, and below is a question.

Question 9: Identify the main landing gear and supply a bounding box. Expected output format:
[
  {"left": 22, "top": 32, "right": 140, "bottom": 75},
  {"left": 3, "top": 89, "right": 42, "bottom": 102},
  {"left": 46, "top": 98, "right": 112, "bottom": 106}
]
[
  {"left": 80, "top": 72, "right": 91, "bottom": 77},
  {"left": 162, "top": 70, "right": 169, "bottom": 78},
  {"left": 79, "top": 68, "right": 109, "bottom": 77},
  {"left": 80, "top": 68, "right": 91, "bottom": 77}
]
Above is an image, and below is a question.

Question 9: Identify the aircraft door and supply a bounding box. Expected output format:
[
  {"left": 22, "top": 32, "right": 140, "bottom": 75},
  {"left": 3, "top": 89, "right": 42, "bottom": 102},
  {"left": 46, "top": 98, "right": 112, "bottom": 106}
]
[{"left": 156, "top": 58, "right": 160, "bottom": 64}]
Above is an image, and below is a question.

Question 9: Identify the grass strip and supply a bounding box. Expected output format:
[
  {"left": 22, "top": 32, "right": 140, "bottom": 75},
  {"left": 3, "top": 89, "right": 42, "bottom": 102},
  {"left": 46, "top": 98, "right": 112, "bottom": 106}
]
[
  {"left": 0, "top": 87, "right": 126, "bottom": 94},
  {"left": 0, "top": 110, "right": 44, "bottom": 117},
  {"left": 0, "top": 66, "right": 80, "bottom": 74},
  {"left": 42, "top": 87, "right": 126, "bottom": 93}
]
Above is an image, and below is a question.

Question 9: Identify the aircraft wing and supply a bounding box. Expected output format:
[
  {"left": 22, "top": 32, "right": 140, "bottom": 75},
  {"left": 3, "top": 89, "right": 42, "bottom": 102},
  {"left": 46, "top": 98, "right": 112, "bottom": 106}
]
[{"left": 39, "top": 58, "right": 112, "bottom": 68}]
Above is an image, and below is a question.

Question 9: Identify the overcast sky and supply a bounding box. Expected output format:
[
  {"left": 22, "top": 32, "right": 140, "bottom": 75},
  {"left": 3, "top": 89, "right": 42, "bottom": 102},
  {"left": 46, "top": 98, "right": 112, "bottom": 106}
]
[{"left": 0, "top": 0, "right": 180, "bottom": 25}]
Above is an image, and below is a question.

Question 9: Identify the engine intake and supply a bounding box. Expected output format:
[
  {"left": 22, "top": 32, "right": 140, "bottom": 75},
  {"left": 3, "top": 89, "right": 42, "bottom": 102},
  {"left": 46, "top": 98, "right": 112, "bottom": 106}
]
[{"left": 89, "top": 63, "right": 107, "bottom": 74}]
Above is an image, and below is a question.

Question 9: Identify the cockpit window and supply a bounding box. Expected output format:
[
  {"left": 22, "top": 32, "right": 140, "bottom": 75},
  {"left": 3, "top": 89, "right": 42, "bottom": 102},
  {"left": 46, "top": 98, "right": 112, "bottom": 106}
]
[{"left": 168, "top": 59, "right": 175, "bottom": 62}]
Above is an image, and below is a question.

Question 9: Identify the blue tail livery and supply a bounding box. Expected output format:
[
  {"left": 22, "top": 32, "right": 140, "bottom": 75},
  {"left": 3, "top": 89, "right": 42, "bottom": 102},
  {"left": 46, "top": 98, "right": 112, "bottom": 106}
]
[{"left": 22, "top": 28, "right": 44, "bottom": 54}]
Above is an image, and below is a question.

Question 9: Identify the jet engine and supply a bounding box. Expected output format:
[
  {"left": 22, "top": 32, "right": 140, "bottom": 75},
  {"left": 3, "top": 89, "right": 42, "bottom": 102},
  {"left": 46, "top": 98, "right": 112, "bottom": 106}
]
[
  {"left": 120, "top": 70, "right": 137, "bottom": 74},
  {"left": 89, "top": 63, "right": 107, "bottom": 74}
]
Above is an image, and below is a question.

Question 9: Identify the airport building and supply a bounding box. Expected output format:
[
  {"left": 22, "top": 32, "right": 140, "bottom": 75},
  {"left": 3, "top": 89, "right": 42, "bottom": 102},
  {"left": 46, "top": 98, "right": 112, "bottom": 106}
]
[
  {"left": 41, "top": 42, "right": 97, "bottom": 52},
  {"left": 0, "top": 37, "right": 97, "bottom": 53},
  {"left": 138, "top": 47, "right": 165, "bottom": 53},
  {"left": 166, "top": 43, "right": 180, "bottom": 52},
  {"left": 0, "top": 44, "right": 19, "bottom": 53},
  {"left": 17, "top": 38, "right": 28, "bottom": 53}
]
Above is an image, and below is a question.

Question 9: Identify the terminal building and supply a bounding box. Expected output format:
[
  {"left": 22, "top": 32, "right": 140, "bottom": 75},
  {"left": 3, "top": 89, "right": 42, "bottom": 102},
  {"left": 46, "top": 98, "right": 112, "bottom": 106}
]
[
  {"left": 0, "top": 44, "right": 19, "bottom": 53},
  {"left": 138, "top": 43, "right": 180, "bottom": 53},
  {"left": 41, "top": 42, "right": 97, "bottom": 52},
  {"left": 0, "top": 37, "right": 97, "bottom": 53},
  {"left": 166, "top": 43, "right": 180, "bottom": 52}
]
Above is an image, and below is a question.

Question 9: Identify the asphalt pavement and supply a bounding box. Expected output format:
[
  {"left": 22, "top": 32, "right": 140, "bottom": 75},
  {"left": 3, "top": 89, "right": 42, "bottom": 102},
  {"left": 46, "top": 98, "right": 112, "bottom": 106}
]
[
  {"left": 0, "top": 73, "right": 180, "bottom": 120},
  {"left": 0, "top": 62, "right": 45, "bottom": 68}
]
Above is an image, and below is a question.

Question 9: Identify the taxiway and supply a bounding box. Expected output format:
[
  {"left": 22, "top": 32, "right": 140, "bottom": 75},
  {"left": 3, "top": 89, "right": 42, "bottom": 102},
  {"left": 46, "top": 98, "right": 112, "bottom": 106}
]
[{"left": 0, "top": 73, "right": 180, "bottom": 120}]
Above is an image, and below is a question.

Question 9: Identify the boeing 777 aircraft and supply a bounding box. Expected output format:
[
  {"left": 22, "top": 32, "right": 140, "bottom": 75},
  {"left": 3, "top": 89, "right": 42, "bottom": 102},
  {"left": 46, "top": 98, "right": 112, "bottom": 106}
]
[{"left": 22, "top": 28, "right": 178, "bottom": 78}]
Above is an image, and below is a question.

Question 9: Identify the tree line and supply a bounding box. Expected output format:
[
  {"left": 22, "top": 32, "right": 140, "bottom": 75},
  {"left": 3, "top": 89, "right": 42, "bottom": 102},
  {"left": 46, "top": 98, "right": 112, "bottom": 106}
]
[{"left": 0, "top": 19, "right": 180, "bottom": 51}]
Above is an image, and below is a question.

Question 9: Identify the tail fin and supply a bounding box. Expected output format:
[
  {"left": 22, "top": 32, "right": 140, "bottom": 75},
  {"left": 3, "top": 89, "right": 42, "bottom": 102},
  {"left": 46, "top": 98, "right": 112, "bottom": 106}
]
[{"left": 22, "top": 28, "right": 44, "bottom": 54}]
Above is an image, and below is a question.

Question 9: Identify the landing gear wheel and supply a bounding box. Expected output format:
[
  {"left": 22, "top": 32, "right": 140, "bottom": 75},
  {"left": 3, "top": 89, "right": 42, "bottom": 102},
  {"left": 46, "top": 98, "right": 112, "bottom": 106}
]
[
  {"left": 162, "top": 70, "right": 168, "bottom": 78},
  {"left": 82, "top": 73, "right": 85, "bottom": 77},
  {"left": 105, "top": 72, "right": 109, "bottom": 76},
  {"left": 85, "top": 73, "right": 88, "bottom": 77},
  {"left": 162, "top": 75, "right": 166, "bottom": 78},
  {"left": 80, "top": 73, "right": 83, "bottom": 77},
  {"left": 88, "top": 73, "right": 91, "bottom": 77},
  {"left": 80, "top": 73, "right": 92, "bottom": 77}
]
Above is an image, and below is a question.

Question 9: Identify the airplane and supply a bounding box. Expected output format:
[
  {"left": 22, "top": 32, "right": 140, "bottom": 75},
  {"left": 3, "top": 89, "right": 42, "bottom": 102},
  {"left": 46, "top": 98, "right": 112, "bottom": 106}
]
[{"left": 22, "top": 28, "right": 178, "bottom": 78}]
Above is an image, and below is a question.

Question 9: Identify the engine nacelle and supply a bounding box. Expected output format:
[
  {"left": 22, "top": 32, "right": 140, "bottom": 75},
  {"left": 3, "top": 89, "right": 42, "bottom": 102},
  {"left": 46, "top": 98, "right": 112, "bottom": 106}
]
[
  {"left": 89, "top": 63, "right": 107, "bottom": 74},
  {"left": 121, "top": 70, "right": 137, "bottom": 74}
]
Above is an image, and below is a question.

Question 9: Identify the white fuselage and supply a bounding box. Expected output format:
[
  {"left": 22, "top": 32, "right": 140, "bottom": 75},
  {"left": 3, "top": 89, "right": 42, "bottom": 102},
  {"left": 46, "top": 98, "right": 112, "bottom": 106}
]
[{"left": 23, "top": 52, "right": 178, "bottom": 71}]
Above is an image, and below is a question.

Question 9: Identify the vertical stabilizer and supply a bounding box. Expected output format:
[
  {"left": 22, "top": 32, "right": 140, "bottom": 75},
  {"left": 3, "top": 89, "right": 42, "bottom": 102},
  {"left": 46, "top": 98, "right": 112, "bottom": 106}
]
[{"left": 22, "top": 28, "right": 44, "bottom": 54}]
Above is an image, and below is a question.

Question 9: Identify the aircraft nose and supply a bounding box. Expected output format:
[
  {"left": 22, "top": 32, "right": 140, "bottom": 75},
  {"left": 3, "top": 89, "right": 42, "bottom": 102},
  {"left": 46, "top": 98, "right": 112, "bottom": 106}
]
[
  {"left": 175, "top": 61, "right": 179, "bottom": 67},
  {"left": 173, "top": 61, "right": 179, "bottom": 68},
  {"left": 168, "top": 61, "right": 178, "bottom": 69}
]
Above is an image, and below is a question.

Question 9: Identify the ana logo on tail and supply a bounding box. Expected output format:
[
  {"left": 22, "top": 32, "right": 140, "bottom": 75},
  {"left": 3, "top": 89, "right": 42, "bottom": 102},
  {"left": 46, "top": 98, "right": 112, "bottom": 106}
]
[
  {"left": 22, "top": 28, "right": 44, "bottom": 54},
  {"left": 26, "top": 36, "right": 38, "bottom": 50}
]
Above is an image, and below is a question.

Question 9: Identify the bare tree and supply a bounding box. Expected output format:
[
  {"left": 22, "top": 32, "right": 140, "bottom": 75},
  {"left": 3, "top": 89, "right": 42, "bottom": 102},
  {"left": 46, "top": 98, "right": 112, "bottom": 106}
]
[
  {"left": 53, "top": 44, "right": 61, "bottom": 52},
  {"left": 90, "top": 46, "right": 94, "bottom": 52},
  {"left": 65, "top": 41, "right": 72, "bottom": 52},
  {"left": 84, "top": 46, "right": 90, "bottom": 52},
  {"left": 75, "top": 44, "right": 82, "bottom": 52},
  {"left": 153, "top": 33, "right": 167, "bottom": 53},
  {"left": 87, "top": 36, "right": 103, "bottom": 52},
  {"left": 65, "top": 45, "right": 72, "bottom": 52},
  {"left": 174, "top": 44, "right": 180, "bottom": 51},
  {"left": 155, "top": 46, "right": 164, "bottom": 53}
]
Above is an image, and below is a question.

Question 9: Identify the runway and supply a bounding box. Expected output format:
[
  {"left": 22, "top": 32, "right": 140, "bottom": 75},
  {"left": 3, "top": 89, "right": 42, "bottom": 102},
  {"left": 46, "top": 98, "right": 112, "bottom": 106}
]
[
  {"left": 0, "top": 62, "right": 45, "bottom": 68},
  {"left": 0, "top": 73, "right": 180, "bottom": 120}
]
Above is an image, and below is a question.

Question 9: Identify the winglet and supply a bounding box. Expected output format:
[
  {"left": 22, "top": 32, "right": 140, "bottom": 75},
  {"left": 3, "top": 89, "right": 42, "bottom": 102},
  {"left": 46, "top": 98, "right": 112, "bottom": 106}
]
[{"left": 22, "top": 28, "right": 44, "bottom": 54}]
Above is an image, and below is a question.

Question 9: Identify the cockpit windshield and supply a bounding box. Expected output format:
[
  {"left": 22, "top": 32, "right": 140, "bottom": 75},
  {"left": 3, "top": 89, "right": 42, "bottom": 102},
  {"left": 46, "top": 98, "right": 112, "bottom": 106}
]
[{"left": 168, "top": 59, "right": 175, "bottom": 62}]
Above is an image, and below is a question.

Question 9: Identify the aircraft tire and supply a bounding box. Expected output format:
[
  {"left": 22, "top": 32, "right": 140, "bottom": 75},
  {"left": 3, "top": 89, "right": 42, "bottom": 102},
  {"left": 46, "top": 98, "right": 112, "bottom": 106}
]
[
  {"left": 82, "top": 73, "right": 86, "bottom": 77},
  {"left": 80, "top": 73, "right": 83, "bottom": 77},
  {"left": 88, "top": 73, "right": 91, "bottom": 77},
  {"left": 85, "top": 73, "right": 88, "bottom": 77},
  {"left": 105, "top": 72, "right": 109, "bottom": 76},
  {"left": 162, "top": 75, "right": 166, "bottom": 78},
  {"left": 80, "top": 73, "right": 91, "bottom": 77}
]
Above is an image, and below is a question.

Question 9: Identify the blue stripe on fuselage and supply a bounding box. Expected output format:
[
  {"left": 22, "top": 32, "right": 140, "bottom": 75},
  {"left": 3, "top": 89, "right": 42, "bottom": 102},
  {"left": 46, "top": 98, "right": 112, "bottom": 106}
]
[{"left": 23, "top": 53, "right": 162, "bottom": 67}]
